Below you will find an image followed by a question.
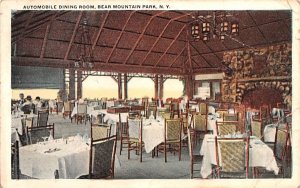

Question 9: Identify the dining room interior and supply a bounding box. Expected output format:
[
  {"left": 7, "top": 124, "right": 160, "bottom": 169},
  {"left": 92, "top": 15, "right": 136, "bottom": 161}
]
[{"left": 8, "top": 9, "right": 294, "bottom": 180}]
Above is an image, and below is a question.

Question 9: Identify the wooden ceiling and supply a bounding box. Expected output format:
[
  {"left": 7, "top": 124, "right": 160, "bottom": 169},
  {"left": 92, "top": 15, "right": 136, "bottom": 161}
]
[{"left": 11, "top": 10, "right": 292, "bottom": 75}]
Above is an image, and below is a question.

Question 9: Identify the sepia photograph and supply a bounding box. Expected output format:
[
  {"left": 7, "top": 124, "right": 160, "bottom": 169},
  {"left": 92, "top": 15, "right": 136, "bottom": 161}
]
[{"left": 1, "top": 0, "right": 300, "bottom": 187}]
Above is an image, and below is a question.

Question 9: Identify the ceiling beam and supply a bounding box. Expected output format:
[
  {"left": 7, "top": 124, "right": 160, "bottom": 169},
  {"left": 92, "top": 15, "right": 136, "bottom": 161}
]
[
  {"left": 12, "top": 56, "right": 184, "bottom": 75},
  {"left": 154, "top": 25, "right": 186, "bottom": 67},
  {"left": 106, "top": 11, "right": 136, "bottom": 63},
  {"left": 246, "top": 11, "right": 269, "bottom": 44},
  {"left": 189, "top": 42, "right": 213, "bottom": 67},
  {"left": 64, "top": 11, "right": 83, "bottom": 60},
  {"left": 139, "top": 14, "right": 189, "bottom": 66},
  {"left": 123, "top": 11, "right": 166, "bottom": 65},
  {"left": 91, "top": 11, "right": 109, "bottom": 52},
  {"left": 187, "top": 41, "right": 193, "bottom": 71},
  {"left": 192, "top": 67, "right": 223, "bottom": 74},
  {"left": 40, "top": 13, "right": 58, "bottom": 58},
  {"left": 55, "top": 18, "right": 187, "bottom": 43},
  {"left": 12, "top": 11, "right": 69, "bottom": 44},
  {"left": 168, "top": 45, "right": 186, "bottom": 68}
]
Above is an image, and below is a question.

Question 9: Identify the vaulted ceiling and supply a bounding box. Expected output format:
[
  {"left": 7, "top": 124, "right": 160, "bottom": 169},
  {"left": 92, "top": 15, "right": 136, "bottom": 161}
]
[{"left": 11, "top": 10, "right": 292, "bottom": 75}]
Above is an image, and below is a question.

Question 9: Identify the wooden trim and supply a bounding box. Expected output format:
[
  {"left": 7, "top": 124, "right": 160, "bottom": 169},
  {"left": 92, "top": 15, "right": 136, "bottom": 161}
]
[{"left": 237, "top": 76, "right": 291, "bottom": 82}]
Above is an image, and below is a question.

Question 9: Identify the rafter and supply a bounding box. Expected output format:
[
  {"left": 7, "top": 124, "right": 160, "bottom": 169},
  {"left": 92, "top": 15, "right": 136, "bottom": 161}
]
[
  {"left": 64, "top": 11, "right": 83, "bottom": 60},
  {"left": 168, "top": 44, "right": 186, "bottom": 68},
  {"left": 40, "top": 13, "right": 58, "bottom": 58},
  {"left": 247, "top": 11, "right": 269, "bottom": 44},
  {"left": 123, "top": 11, "right": 166, "bottom": 65},
  {"left": 189, "top": 42, "right": 213, "bottom": 67},
  {"left": 139, "top": 14, "right": 190, "bottom": 66},
  {"left": 91, "top": 11, "right": 109, "bottom": 52},
  {"left": 12, "top": 11, "right": 69, "bottom": 44},
  {"left": 187, "top": 41, "right": 193, "bottom": 71},
  {"left": 106, "top": 11, "right": 136, "bottom": 63},
  {"left": 154, "top": 25, "right": 186, "bottom": 67}
]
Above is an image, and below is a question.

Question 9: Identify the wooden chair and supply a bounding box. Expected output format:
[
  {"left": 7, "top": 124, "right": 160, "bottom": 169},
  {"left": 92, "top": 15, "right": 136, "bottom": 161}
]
[
  {"left": 27, "top": 124, "right": 54, "bottom": 144},
  {"left": 216, "top": 122, "right": 238, "bottom": 136},
  {"left": 250, "top": 119, "right": 263, "bottom": 139},
  {"left": 127, "top": 117, "right": 143, "bottom": 162},
  {"left": 37, "top": 111, "right": 49, "bottom": 127},
  {"left": 78, "top": 135, "right": 117, "bottom": 179},
  {"left": 199, "top": 102, "right": 208, "bottom": 115},
  {"left": 11, "top": 141, "right": 20, "bottom": 179},
  {"left": 214, "top": 136, "right": 250, "bottom": 178},
  {"left": 63, "top": 101, "right": 74, "bottom": 121},
  {"left": 191, "top": 113, "right": 207, "bottom": 144},
  {"left": 146, "top": 105, "right": 157, "bottom": 119},
  {"left": 119, "top": 113, "right": 129, "bottom": 155},
  {"left": 273, "top": 126, "right": 290, "bottom": 178},
  {"left": 157, "top": 119, "right": 182, "bottom": 163},
  {"left": 76, "top": 103, "right": 88, "bottom": 124},
  {"left": 91, "top": 123, "right": 112, "bottom": 140},
  {"left": 187, "top": 128, "right": 202, "bottom": 178},
  {"left": 216, "top": 109, "right": 228, "bottom": 120},
  {"left": 56, "top": 101, "right": 64, "bottom": 114},
  {"left": 170, "top": 102, "right": 180, "bottom": 118}
]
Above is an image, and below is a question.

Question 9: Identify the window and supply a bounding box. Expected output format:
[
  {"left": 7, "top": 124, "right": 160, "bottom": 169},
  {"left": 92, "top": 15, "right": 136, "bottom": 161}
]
[{"left": 194, "top": 80, "right": 221, "bottom": 100}]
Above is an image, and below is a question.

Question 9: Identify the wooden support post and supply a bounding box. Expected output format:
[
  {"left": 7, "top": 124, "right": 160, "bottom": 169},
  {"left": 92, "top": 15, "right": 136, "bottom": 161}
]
[
  {"left": 154, "top": 74, "right": 159, "bottom": 99},
  {"left": 77, "top": 70, "right": 82, "bottom": 99},
  {"left": 69, "top": 69, "right": 76, "bottom": 100},
  {"left": 118, "top": 73, "right": 122, "bottom": 99},
  {"left": 159, "top": 75, "right": 164, "bottom": 100},
  {"left": 185, "top": 75, "right": 193, "bottom": 100},
  {"left": 124, "top": 73, "right": 128, "bottom": 100}
]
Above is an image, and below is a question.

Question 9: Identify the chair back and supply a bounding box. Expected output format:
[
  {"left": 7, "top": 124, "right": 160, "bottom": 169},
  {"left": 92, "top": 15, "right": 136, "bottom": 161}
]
[
  {"left": 56, "top": 101, "right": 64, "bottom": 112},
  {"left": 216, "top": 122, "right": 237, "bottom": 136},
  {"left": 224, "top": 114, "right": 238, "bottom": 122},
  {"left": 27, "top": 124, "right": 54, "bottom": 144},
  {"left": 77, "top": 103, "right": 87, "bottom": 114},
  {"left": 127, "top": 118, "right": 142, "bottom": 140},
  {"left": 146, "top": 105, "right": 157, "bottom": 119},
  {"left": 251, "top": 119, "right": 263, "bottom": 138},
  {"left": 163, "top": 104, "right": 171, "bottom": 112},
  {"left": 37, "top": 111, "right": 49, "bottom": 127},
  {"left": 165, "top": 119, "right": 181, "bottom": 141},
  {"left": 11, "top": 141, "right": 20, "bottom": 179},
  {"left": 215, "top": 137, "right": 249, "bottom": 177},
  {"left": 274, "top": 127, "right": 289, "bottom": 160},
  {"left": 91, "top": 124, "right": 112, "bottom": 140},
  {"left": 160, "top": 111, "right": 171, "bottom": 119},
  {"left": 64, "top": 101, "right": 73, "bottom": 112},
  {"left": 90, "top": 135, "right": 117, "bottom": 178},
  {"left": 199, "top": 103, "right": 207, "bottom": 115},
  {"left": 192, "top": 113, "right": 207, "bottom": 131},
  {"left": 216, "top": 109, "right": 228, "bottom": 119}
]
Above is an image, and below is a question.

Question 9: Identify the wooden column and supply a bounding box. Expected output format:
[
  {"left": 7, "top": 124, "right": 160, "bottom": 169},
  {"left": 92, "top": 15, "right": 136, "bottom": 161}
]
[
  {"left": 77, "top": 70, "right": 82, "bottom": 99},
  {"left": 69, "top": 69, "right": 76, "bottom": 100},
  {"left": 159, "top": 75, "right": 164, "bottom": 99},
  {"left": 185, "top": 75, "right": 193, "bottom": 99},
  {"left": 154, "top": 74, "right": 159, "bottom": 99},
  {"left": 124, "top": 73, "right": 128, "bottom": 99},
  {"left": 118, "top": 73, "right": 122, "bottom": 99}
]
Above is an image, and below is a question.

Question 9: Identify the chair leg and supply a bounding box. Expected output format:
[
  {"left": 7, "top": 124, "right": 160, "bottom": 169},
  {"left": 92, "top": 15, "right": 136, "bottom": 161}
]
[
  {"left": 179, "top": 141, "right": 181, "bottom": 161},
  {"left": 164, "top": 143, "right": 167, "bottom": 163},
  {"left": 140, "top": 143, "right": 142, "bottom": 163},
  {"left": 128, "top": 142, "right": 130, "bottom": 160},
  {"left": 191, "top": 163, "right": 193, "bottom": 179}
]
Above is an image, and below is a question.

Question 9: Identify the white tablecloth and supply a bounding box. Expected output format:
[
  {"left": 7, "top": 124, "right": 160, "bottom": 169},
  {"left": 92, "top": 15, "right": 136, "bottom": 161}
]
[
  {"left": 206, "top": 115, "right": 222, "bottom": 135},
  {"left": 19, "top": 137, "right": 90, "bottom": 179},
  {"left": 263, "top": 123, "right": 287, "bottom": 143},
  {"left": 200, "top": 134, "right": 279, "bottom": 178},
  {"left": 142, "top": 119, "right": 164, "bottom": 153},
  {"left": 106, "top": 101, "right": 115, "bottom": 108}
]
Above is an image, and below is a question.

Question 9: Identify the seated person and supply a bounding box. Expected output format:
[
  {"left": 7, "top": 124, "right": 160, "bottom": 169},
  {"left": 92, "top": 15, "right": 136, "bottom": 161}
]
[
  {"left": 21, "top": 95, "right": 35, "bottom": 114},
  {"left": 18, "top": 93, "right": 25, "bottom": 106}
]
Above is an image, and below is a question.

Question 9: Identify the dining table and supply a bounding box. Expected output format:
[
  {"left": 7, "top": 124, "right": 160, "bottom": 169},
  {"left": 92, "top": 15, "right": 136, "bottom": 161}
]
[
  {"left": 19, "top": 135, "right": 121, "bottom": 179},
  {"left": 200, "top": 134, "right": 279, "bottom": 178}
]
